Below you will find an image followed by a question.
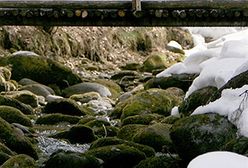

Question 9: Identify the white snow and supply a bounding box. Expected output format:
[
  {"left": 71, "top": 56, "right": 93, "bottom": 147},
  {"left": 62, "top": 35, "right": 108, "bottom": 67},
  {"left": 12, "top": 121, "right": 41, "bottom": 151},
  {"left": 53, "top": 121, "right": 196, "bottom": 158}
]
[{"left": 187, "top": 151, "right": 248, "bottom": 168}]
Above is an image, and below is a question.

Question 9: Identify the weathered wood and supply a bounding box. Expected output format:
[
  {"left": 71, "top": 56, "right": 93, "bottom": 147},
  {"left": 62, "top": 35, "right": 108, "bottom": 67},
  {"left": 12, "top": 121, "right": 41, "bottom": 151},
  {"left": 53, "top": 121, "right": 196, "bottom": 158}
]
[{"left": 1, "top": 0, "right": 248, "bottom": 9}]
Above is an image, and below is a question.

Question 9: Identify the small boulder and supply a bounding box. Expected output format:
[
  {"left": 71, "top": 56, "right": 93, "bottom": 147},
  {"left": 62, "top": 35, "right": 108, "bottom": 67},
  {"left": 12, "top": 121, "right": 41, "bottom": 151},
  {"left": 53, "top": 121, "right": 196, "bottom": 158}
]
[
  {"left": 36, "top": 114, "right": 81, "bottom": 125},
  {"left": 20, "top": 84, "right": 52, "bottom": 98},
  {"left": 69, "top": 92, "right": 101, "bottom": 104},
  {"left": 142, "top": 52, "right": 168, "bottom": 72},
  {"left": 0, "top": 105, "right": 32, "bottom": 127},
  {"left": 43, "top": 98, "right": 88, "bottom": 116},
  {"left": 86, "top": 144, "right": 146, "bottom": 168},
  {"left": 51, "top": 125, "right": 96, "bottom": 144},
  {"left": 1, "top": 154, "right": 37, "bottom": 168},
  {"left": 170, "top": 114, "right": 237, "bottom": 165},
  {"left": 44, "top": 151, "right": 101, "bottom": 168}
]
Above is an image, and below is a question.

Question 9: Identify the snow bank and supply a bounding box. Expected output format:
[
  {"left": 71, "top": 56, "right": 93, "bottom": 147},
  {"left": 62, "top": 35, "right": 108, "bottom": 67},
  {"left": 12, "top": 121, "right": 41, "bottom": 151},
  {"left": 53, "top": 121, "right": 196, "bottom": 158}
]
[
  {"left": 188, "top": 151, "right": 248, "bottom": 168},
  {"left": 192, "top": 85, "right": 248, "bottom": 137}
]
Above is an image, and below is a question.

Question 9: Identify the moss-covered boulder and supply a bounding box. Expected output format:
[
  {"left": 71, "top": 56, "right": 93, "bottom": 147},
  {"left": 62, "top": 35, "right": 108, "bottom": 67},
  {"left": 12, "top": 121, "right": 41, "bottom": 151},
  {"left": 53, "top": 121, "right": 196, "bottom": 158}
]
[
  {"left": 94, "top": 126, "right": 119, "bottom": 138},
  {"left": 179, "top": 86, "right": 218, "bottom": 116},
  {"left": 77, "top": 115, "right": 96, "bottom": 125},
  {"left": 69, "top": 92, "right": 101, "bottom": 104},
  {"left": 0, "top": 143, "right": 14, "bottom": 165},
  {"left": 0, "top": 106, "right": 32, "bottom": 127},
  {"left": 0, "top": 117, "right": 38, "bottom": 159},
  {"left": 62, "top": 82, "right": 111, "bottom": 98},
  {"left": 170, "top": 114, "right": 237, "bottom": 165},
  {"left": 44, "top": 151, "right": 101, "bottom": 168},
  {"left": 0, "top": 95, "right": 33, "bottom": 114},
  {"left": 90, "top": 137, "right": 155, "bottom": 158},
  {"left": 135, "top": 155, "right": 181, "bottom": 168},
  {"left": 111, "top": 88, "right": 182, "bottom": 120},
  {"left": 117, "top": 124, "right": 147, "bottom": 141},
  {"left": 51, "top": 125, "right": 96, "bottom": 144},
  {"left": 0, "top": 54, "right": 82, "bottom": 89},
  {"left": 36, "top": 114, "right": 81, "bottom": 125},
  {"left": 43, "top": 98, "right": 87, "bottom": 116},
  {"left": 122, "top": 114, "right": 165, "bottom": 126},
  {"left": 82, "top": 119, "right": 111, "bottom": 128},
  {"left": 144, "top": 74, "right": 198, "bottom": 92},
  {"left": 224, "top": 136, "right": 248, "bottom": 156},
  {"left": 133, "top": 123, "right": 173, "bottom": 152},
  {"left": 1, "top": 154, "right": 37, "bottom": 168},
  {"left": 6, "top": 90, "right": 39, "bottom": 108},
  {"left": 86, "top": 144, "right": 146, "bottom": 168}
]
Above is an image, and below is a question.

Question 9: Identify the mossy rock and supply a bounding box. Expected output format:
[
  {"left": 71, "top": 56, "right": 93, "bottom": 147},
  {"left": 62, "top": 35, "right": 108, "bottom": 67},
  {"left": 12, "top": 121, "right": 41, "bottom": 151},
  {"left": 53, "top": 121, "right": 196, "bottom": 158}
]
[
  {"left": 36, "top": 114, "right": 81, "bottom": 125},
  {"left": 135, "top": 155, "right": 181, "bottom": 168},
  {"left": 122, "top": 114, "right": 165, "bottom": 126},
  {"left": 117, "top": 124, "right": 147, "bottom": 141},
  {"left": 44, "top": 151, "right": 101, "bottom": 168},
  {"left": 51, "top": 125, "right": 96, "bottom": 144},
  {"left": 62, "top": 82, "right": 111, "bottom": 98},
  {"left": 1, "top": 154, "right": 37, "bottom": 168},
  {"left": 83, "top": 119, "right": 111, "bottom": 128},
  {"left": 93, "top": 79, "right": 123, "bottom": 99},
  {"left": 224, "top": 136, "right": 248, "bottom": 156},
  {"left": 0, "top": 54, "right": 82, "bottom": 89},
  {"left": 111, "top": 88, "right": 182, "bottom": 120},
  {"left": 0, "top": 95, "right": 33, "bottom": 115},
  {"left": 20, "top": 84, "right": 52, "bottom": 98},
  {"left": 161, "top": 115, "right": 180, "bottom": 125},
  {"left": 0, "top": 143, "right": 14, "bottom": 165},
  {"left": 0, "top": 152, "right": 11, "bottom": 166},
  {"left": 0, "top": 117, "right": 38, "bottom": 159},
  {"left": 90, "top": 137, "right": 155, "bottom": 158},
  {"left": 133, "top": 123, "right": 173, "bottom": 152},
  {"left": 142, "top": 53, "right": 168, "bottom": 72},
  {"left": 144, "top": 73, "right": 198, "bottom": 92},
  {"left": 170, "top": 114, "right": 237, "bottom": 164},
  {"left": 111, "top": 70, "right": 140, "bottom": 81},
  {"left": 93, "top": 126, "right": 119, "bottom": 138},
  {"left": 86, "top": 144, "right": 146, "bottom": 168},
  {"left": 77, "top": 115, "right": 96, "bottom": 125},
  {"left": 179, "top": 86, "right": 218, "bottom": 116},
  {"left": 69, "top": 92, "right": 101, "bottom": 104},
  {"left": 7, "top": 90, "right": 39, "bottom": 108},
  {"left": 0, "top": 105, "right": 32, "bottom": 127},
  {"left": 43, "top": 98, "right": 88, "bottom": 116}
]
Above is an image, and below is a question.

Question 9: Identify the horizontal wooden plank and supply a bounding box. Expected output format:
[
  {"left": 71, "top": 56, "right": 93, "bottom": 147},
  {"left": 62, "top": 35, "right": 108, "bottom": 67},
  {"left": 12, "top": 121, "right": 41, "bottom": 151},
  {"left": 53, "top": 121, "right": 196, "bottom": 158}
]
[{"left": 1, "top": 0, "right": 248, "bottom": 9}]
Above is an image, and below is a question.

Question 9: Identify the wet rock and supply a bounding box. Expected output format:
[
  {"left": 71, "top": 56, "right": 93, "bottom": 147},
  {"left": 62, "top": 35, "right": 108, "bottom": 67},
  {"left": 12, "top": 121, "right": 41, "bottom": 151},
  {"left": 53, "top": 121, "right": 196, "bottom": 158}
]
[
  {"left": 0, "top": 117, "right": 38, "bottom": 159},
  {"left": 0, "top": 95, "right": 33, "bottom": 114},
  {"left": 121, "top": 114, "right": 165, "bottom": 126},
  {"left": 0, "top": 54, "right": 82, "bottom": 89},
  {"left": 51, "top": 125, "right": 96, "bottom": 144},
  {"left": 86, "top": 144, "right": 146, "bottom": 168},
  {"left": 111, "top": 70, "right": 140, "bottom": 80},
  {"left": 44, "top": 151, "right": 101, "bottom": 168},
  {"left": 90, "top": 137, "right": 155, "bottom": 158},
  {"left": 120, "top": 62, "right": 142, "bottom": 71},
  {"left": 170, "top": 114, "right": 237, "bottom": 165},
  {"left": 110, "top": 88, "right": 182, "bottom": 120},
  {"left": 135, "top": 155, "right": 181, "bottom": 168},
  {"left": 62, "top": 82, "right": 111, "bottom": 97},
  {"left": 144, "top": 73, "right": 198, "bottom": 92},
  {"left": 36, "top": 114, "right": 81, "bottom": 125},
  {"left": 43, "top": 98, "right": 88, "bottom": 116},
  {"left": 6, "top": 90, "right": 39, "bottom": 108},
  {"left": 0, "top": 106, "right": 32, "bottom": 127},
  {"left": 179, "top": 86, "right": 218, "bottom": 116},
  {"left": 132, "top": 123, "right": 173, "bottom": 152},
  {"left": 1, "top": 154, "right": 37, "bottom": 168},
  {"left": 46, "top": 95, "right": 64, "bottom": 103}
]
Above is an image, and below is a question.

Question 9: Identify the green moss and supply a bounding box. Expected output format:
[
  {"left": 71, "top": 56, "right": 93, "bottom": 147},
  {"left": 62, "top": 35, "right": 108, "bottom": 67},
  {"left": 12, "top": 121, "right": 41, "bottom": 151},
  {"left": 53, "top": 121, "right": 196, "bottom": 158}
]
[
  {"left": 135, "top": 155, "right": 180, "bottom": 168},
  {"left": 0, "top": 152, "right": 11, "bottom": 165},
  {"left": 36, "top": 114, "right": 81, "bottom": 125},
  {"left": 0, "top": 117, "right": 38, "bottom": 159},
  {"left": 44, "top": 151, "right": 101, "bottom": 168},
  {"left": 122, "top": 114, "right": 165, "bottom": 126},
  {"left": 1, "top": 154, "right": 37, "bottom": 168},
  {"left": 9, "top": 90, "right": 38, "bottom": 108},
  {"left": 117, "top": 124, "right": 147, "bottom": 141},
  {"left": 70, "top": 92, "right": 101, "bottom": 104},
  {"left": 77, "top": 116, "right": 96, "bottom": 125},
  {"left": 142, "top": 53, "right": 168, "bottom": 72},
  {"left": 83, "top": 119, "right": 111, "bottom": 128},
  {"left": 93, "top": 126, "right": 119, "bottom": 138},
  {"left": 43, "top": 99, "right": 88, "bottom": 116},
  {"left": 161, "top": 115, "right": 180, "bottom": 125},
  {"left": 51, "top": 125, "right": 96, "bottom": 144},
  {"left": 86, "top": 144, "right": 146, "bottom": 168},
  {"left": 0, "top": 106, "right": 32, "bottom": 127},
  {"left": 0, "top": 95, "right": 33, "bottom": 115}
]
